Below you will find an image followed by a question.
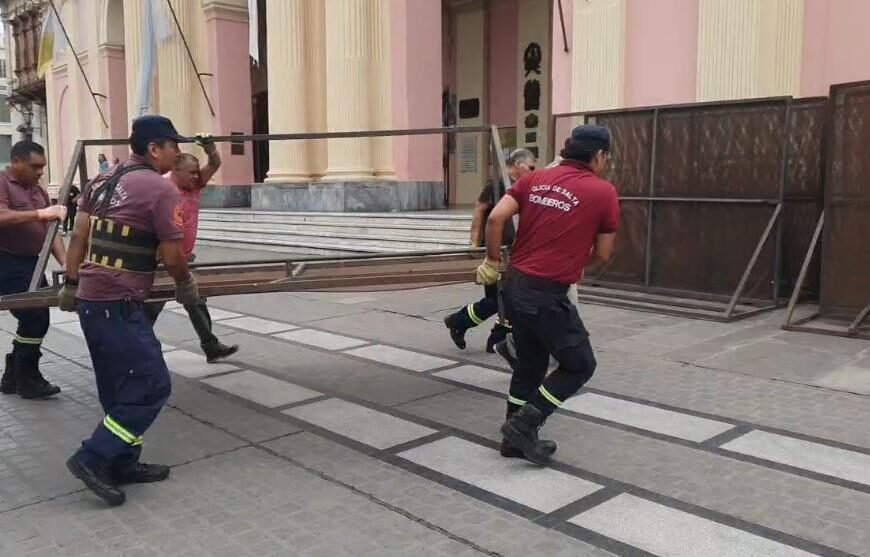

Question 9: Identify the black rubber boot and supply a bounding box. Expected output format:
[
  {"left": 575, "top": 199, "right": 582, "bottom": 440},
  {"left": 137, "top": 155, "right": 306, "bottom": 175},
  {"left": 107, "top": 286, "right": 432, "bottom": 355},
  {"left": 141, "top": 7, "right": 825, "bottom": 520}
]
[
  {"left": 1, "top": 354, "right": 16, "bottom": 395},
  {"left": 486, "top": 324, "right": 510, "bottom": 354},
  {"left": 16, "top": 356, "right": 61, "bottom": 399},
  {"left": 66, "top": 450, "right": 126, "bottom": 506},
  {"left": 494, "top": 339, "right": 519, "bottom": 373},
  {"left": 443, "top": 315, "right": 467, "bottom": 350},
  {"left": 500, "top": 405, "right": 557, "bottom": 459},
  {"left": 203, "top": 342, "right": 239, "bottom": 363},
  {"left": 114, "top": 462, "right": 171, "bottom": 485},
  {"left": 500, "top": 404, "right": 555, "bottom": 465}
]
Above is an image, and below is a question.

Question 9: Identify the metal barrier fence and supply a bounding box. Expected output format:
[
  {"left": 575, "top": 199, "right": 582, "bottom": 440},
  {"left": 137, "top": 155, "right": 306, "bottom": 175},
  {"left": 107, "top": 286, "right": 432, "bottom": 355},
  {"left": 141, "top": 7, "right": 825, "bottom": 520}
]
[
  {"left": 785, "top": 81, "right": 870, "bottom": 339},
  {"left": 26, "top": 126, "right": 513, "bottom": 294},
  {"left": 551, "top": 96, "right": 826, "bottom": 321}
]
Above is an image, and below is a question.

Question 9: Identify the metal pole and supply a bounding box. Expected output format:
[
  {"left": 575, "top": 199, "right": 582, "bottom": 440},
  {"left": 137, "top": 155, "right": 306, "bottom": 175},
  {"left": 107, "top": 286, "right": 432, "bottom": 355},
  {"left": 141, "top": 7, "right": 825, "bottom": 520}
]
[
  {"left": 725, "top": 203, "right": 783, "bottom": 318},
  {"left": 28, "top": 141, "right": 84, "bottom": 291},
  {"left": 772, "top": 100, "right": 793, "bottom": 304},
  {"left": 79, "top": 125, "right": 498, "bottom": 147},
  {"left": 643, "top": 109, "right": 659, "bottom": 287},
  {"left": 48, "top": 0, "right": 109, "bottom": 129},
  {"left": 782, "top": 212, "right": 824, "bottom": 327},
  {"left": 164, "top": 0, "right": 217, "bottom": 117},
  {"left": 847, "top": 302, "right": 870, "bottom": 335},
  {"left": 557, "top": 0, "right": 569, "bottom": 53}
]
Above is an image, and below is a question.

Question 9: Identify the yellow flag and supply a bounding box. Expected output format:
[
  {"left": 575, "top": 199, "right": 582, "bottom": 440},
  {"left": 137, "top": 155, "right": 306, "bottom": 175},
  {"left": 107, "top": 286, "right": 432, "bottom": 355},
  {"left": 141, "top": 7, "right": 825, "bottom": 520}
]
[{"left": 36, "top": 8, "right": 59, "bottom": 79}]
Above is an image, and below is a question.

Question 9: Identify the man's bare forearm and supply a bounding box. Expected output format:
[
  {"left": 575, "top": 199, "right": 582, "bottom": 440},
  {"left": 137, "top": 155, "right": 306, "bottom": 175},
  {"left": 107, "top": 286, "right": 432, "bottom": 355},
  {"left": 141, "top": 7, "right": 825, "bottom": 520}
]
[
  {"left": 199, "top": 149, "right": 222, "bottom": 186},
  {"left": 64, "top": 215, "right": 91, "bottom": 281},
  {"left": 51, "top": 235, "right": 66, "bottom": 268},
  {"left": 0, "top": 208, "right": 38, "bottom": 227},
  {"left": 485, "top": 217, "right": 507, "bottom": 262}
]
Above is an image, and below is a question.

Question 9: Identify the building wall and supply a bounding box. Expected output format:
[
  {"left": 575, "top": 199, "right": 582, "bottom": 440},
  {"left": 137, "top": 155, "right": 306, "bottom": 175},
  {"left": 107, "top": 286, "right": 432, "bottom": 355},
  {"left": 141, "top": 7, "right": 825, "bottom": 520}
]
[
  {"left": 7, "top": 0, "right": 870, "bottom": 203},
  {"left": 800, "top": 0, "right": 870, "bottom": 97}
]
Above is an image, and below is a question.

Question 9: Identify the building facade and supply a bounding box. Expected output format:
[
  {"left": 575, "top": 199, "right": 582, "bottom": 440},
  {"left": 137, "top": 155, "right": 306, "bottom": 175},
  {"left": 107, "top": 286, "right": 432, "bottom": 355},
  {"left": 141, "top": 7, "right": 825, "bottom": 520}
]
[
  {"left": 0, "top": 30, "right": 14, "bottom": 166},
  {"left": 1, "top": 0, "right": 869, "bottom": 210}
]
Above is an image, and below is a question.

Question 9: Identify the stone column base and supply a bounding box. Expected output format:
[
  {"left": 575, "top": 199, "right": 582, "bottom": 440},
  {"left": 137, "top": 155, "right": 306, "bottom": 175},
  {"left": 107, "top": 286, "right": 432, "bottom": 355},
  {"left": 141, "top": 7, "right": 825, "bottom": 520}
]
[{"left": 250, "top": 181, "right": 446, "bottom": 212}]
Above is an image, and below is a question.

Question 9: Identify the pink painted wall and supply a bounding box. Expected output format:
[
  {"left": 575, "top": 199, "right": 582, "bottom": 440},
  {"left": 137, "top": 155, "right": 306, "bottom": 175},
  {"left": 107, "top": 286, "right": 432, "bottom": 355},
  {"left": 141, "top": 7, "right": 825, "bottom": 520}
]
[
  {"left": 487, "top": 0, "right": 519, "bottom": 126},
  {"left": 801, "top": 0, "right": 870, "bottom": 97},
  {"left": 204, "top": 8, "right": 254, "bottom": 185},
  {"left": 56, "top": 84, "right": 72, "bottom": 179},
  {"left": 99, "top": 46, "right": 130, "bottom": 164},
  {"left": 550, "top": 0, "right": 572, "bottom": 115},
  {"left": 623, "top": 0, "right": 698, "bottom": 107},
  {"left": 391, "top": 0, "right": 443, "bottom": 182}
]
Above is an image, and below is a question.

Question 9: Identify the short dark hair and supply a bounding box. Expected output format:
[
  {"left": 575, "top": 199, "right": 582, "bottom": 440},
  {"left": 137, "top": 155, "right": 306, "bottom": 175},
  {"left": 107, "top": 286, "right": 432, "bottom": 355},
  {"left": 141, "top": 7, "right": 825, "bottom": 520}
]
[
  {"left": 11, "top": 141, "right": 45, "bottom": 161},
  {"left": 176, "top": 153, "right": 199, "bottom": 168},
  {"left": 130, "top": 137, "right": 172, "bottom": 156}
]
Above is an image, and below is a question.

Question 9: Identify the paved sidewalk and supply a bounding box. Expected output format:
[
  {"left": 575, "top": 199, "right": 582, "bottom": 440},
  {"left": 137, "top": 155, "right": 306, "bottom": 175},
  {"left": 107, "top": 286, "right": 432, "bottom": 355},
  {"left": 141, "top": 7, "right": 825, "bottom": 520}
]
[{"left": 0, "top": 276, "right": 868, "bottom": 556}]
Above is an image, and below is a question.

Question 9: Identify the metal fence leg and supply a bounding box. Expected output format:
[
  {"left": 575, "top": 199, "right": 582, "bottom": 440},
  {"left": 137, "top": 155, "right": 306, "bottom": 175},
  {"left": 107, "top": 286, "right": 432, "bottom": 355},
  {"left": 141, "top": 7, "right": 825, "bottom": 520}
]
[
  {"left": 783, "top": 211, "right": 824, "bottom": 327},
  {"left": 725, "top": 203, "right": 783, "bottom": 319}
]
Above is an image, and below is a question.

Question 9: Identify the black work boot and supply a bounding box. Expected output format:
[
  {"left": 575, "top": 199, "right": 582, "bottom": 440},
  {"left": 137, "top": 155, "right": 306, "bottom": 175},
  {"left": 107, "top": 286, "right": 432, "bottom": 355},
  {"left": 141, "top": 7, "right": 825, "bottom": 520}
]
[
  {"left": 203, "top": 342, "right": 239, "bottom": 363},
  {"left": 500, "top": 404, "right": 554, "bottom": 465},
  {"left": 494, "top": 339, "right": 519, "bottom": 373},
  {"left": 1, "top": 354, "right": 16, "bottom": 395},
  {"left": 16, "top": 357, "right": 61, "bottom": 399},
  {"left": 500, "top": 406, "right": 557, "bottom": 459},
  {"left": 486, "top": 324, "right": 510, "bottom": 354},
  {"left": 443, "top": 315, "right": 467, "bottom": 350},
  {"left": 66, "top": 450, "right": 126, "bottom": 506},
  {"left": 114, "top": 462, "right": 170, "bottom": 485}
]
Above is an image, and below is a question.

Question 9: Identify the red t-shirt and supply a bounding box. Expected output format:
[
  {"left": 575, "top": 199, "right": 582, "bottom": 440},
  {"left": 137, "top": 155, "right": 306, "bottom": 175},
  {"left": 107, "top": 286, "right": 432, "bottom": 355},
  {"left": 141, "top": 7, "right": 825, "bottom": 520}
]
[
  {"left": 507, "top": 160, "right": 620, "bottom": 285},
  {"left": 178, "top": 186, "right": 202, "bottom": 258}
]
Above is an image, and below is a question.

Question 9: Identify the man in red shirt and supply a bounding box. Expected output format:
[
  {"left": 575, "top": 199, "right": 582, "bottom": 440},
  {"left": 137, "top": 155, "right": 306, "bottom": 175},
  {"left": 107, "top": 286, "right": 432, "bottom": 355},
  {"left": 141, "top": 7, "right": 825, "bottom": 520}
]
[
  {"left": 144, "top": 135, "right": 238, "bottom": 363},
  {"left": 477, "top": 125, "right": 619, "bottom": 465}
]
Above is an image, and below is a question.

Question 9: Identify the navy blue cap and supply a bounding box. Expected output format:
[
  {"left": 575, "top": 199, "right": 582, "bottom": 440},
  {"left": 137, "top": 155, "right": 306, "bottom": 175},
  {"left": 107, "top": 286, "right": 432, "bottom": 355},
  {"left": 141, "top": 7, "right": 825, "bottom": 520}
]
[
  {"left": 570, "top": 125, "right": 611, "bottom": 152},
  {"left": 130, "top": 115, "right": 185, "bottom": 145}
]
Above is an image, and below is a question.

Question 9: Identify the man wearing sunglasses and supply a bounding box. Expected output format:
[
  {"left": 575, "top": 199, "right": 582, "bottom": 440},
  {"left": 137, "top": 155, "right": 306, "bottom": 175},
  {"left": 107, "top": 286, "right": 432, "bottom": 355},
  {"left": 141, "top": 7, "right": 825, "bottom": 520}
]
[{"left": 443, "top": 149, "right": 537, "bottom": 356}]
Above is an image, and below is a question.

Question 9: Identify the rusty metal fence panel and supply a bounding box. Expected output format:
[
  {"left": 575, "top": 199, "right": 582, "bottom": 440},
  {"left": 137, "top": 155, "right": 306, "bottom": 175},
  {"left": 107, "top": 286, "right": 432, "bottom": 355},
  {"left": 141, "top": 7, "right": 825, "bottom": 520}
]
[
  {"left": 552, "top": 96, "right": 825, "bottom": 315},
  {"left": 821, "top": 82, "right": 870, "bottom": 319}
]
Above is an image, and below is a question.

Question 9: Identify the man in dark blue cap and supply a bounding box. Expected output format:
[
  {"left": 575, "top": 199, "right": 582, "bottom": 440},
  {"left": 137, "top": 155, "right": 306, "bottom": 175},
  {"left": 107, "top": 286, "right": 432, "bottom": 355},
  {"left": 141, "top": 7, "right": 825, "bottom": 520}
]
[
  {"left": 59, "top": 114, "right": 202, "bottom": 505},
  {"left": 475, "top": 125, "right": 620, "bottom": 465}
]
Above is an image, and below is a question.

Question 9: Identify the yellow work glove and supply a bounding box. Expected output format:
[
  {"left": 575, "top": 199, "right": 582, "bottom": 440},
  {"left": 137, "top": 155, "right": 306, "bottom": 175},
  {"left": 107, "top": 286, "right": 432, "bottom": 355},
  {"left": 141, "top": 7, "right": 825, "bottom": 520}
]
[{"left": 475, "top": 258, "right": 500, "bottom": 286}]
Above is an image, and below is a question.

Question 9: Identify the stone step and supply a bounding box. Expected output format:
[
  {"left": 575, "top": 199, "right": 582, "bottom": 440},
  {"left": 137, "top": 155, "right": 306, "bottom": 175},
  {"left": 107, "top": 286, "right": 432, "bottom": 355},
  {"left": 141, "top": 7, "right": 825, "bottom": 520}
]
[
  {"left": 197, "top": 226, "right": 465, "bottom": 253},
  {"left": 199, "top": 209, "right": 472, "bottom": 228},
  {"left": 196, "top": 236, "right": 387, "bottom": 256},
  {"left": 197, "top": 219, "right": 469, "bottom": 241}
]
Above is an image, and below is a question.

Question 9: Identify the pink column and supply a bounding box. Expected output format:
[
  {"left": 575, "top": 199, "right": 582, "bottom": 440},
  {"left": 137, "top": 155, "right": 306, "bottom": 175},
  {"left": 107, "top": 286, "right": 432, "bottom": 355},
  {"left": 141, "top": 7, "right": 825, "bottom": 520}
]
[
  {"left": 624, "top": 0, "right": 699, "bottom": 107},
  {"left": 203, "top": 3, "right": 254, "bottom": 185},
  {"left": 550, "top": 0, "right": 573, "bottom": 116},
  {"left": 488, "top": 0, "right": 519, "bottom": 127},
  {"left": 391, "top": 0, "right": 443, "bottom": 182},
  {"left": 97, "top": 45, "right": 129, "bottom": 164}
]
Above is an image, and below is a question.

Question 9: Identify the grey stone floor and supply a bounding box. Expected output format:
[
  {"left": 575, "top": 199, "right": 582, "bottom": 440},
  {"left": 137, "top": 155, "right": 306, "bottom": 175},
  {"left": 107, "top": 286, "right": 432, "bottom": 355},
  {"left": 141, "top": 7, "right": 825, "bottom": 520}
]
[{"left": 0, "top": 267, "right": 869, "bottom": 556}]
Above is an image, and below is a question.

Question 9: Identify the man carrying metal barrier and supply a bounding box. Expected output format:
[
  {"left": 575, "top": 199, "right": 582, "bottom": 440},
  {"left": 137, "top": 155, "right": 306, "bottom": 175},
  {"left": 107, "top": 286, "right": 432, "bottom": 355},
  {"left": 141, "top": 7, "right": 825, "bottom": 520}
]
[
  {"left": 143, "top": 134, "right": 239, "bottom": 363},
  {"left": 0, "top": 141, "right": 67, "bottom": 399},
  {"left": 476, "top": 125, "right": 620, "bottom": 465},
  {"left": 443, "top": 148, "right": 537, "bottom": 354},
  {"left": 59, "top": 115, "right": 202, "bottom": 506}
]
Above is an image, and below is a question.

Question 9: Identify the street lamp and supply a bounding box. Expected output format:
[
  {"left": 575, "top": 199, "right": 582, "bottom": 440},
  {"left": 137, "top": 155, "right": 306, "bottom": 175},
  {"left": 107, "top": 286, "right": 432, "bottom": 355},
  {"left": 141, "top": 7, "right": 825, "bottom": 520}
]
[{"left": 7, "top": 95, "right": 34, "bottom": 142}]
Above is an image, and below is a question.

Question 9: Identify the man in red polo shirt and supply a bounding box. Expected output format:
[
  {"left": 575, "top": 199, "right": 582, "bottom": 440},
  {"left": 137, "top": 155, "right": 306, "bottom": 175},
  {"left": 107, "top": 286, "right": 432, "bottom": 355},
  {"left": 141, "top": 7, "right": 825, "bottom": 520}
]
[
  {"left": 477, "top": 125, "right": 620, "bottom": 465},
  {"left": 144, "top": 135, "right": 238, "bottom": 363}
]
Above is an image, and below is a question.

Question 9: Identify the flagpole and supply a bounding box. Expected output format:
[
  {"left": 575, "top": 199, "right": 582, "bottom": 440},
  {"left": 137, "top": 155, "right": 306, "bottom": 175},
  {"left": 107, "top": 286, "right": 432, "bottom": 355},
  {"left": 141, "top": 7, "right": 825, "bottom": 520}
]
[
  {"left": 163, "top": 0, "right": 217, "bottom": 117},
  {"left": 48, "top": 0, "right": 109, "bottom": 129}
]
